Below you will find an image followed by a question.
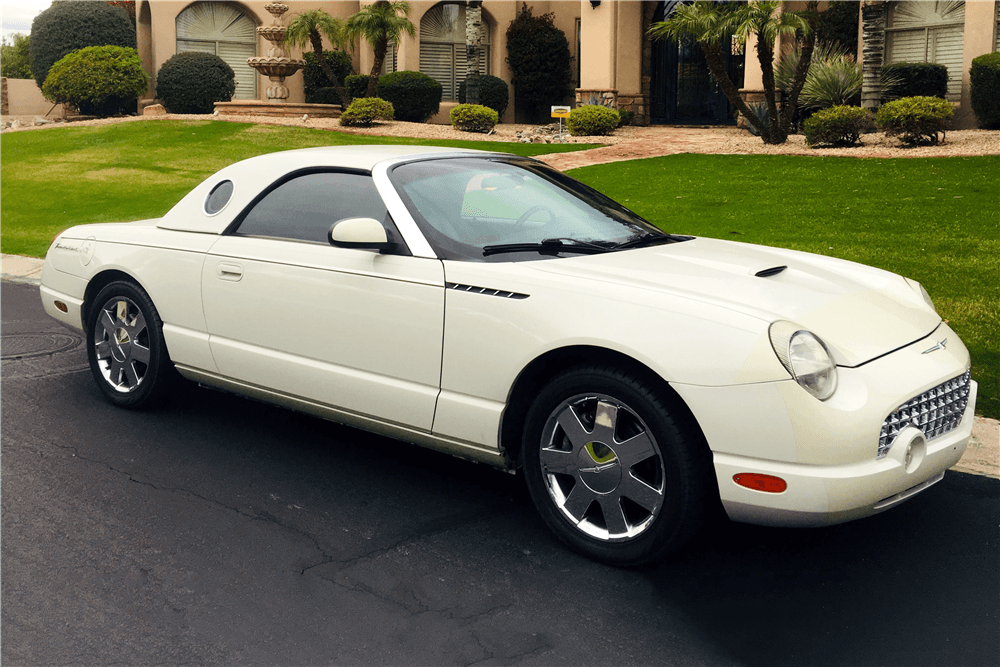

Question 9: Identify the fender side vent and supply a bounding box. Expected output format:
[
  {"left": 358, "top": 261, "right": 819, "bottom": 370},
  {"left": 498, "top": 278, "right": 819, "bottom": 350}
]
[
  {"left": 755, "top": 265, "right": 787, "bottom": 278},
  {"left": 446, "top": 282, "right": 529, "bottom": 300}
]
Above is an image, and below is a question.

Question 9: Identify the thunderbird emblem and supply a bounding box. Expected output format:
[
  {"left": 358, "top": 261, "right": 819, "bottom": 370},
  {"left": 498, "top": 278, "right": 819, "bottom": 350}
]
[
  {"left": 922, "top": 338, "right": 948, "bottom": 354},
  {"left": 579, "top": 461, "right": 620, "bottom": 474}
]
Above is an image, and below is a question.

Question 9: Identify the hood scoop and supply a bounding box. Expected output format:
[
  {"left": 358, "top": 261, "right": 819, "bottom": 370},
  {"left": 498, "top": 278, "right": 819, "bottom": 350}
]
[{"left": 754, "top": 265, "right": 787, "bottom": 278}]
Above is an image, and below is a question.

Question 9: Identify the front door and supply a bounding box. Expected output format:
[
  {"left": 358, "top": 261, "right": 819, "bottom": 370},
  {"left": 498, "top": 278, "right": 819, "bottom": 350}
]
[{"left": 200, "top": 171, "right": 445, "bottom": 431}]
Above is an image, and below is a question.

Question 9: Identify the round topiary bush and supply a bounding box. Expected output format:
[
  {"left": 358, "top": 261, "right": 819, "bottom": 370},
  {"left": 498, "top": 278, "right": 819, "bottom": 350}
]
[
  {"left": 345, "top": 74, "right": 370, "bottom": 102},
  {"left": 970, "top": 52, "right": 1000, "bottom": 130},
  {"left": 450, "top": 104, "right": 498, "bottom": 133},
  {"left": 458, "top": 74, "right": 510, "bottom": 118},
  {"left": 567, "top": 105, "right": 619, "bottom": 136},
  {"left": 30, "top": 1, "right": 136, "bottom": 89},
  {"left": 302, "top": 50, "right": 353, "bottom": 102},
  {"left": 156, "top": 52, "right": 236, "bottom": 114},
  {"left": 875, "top": 96, "right": 953, "bottom": 145},
  {"left": 804, "top": 105, "right": 871, "bottom": 147},
  {"left": 41, "top": 45, "right": 147, "bottom": 117},
  {"left": 881, "top": 62, "right": 949, "bottom": 100},
  {"left": 375, "top": 70, "right": 442, "bottom": 122},
  {"left": 339, "top": 97, "right": 394, "bottom": 127}
]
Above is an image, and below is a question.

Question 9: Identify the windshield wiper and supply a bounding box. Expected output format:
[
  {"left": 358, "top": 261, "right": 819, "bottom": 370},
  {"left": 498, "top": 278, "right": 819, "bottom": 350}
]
[
  {"left": 613, "top": 233, "right": 685, "bottom": 250},
  {"left": 482, "top": 237, "right": 612, "bottom": 257}
]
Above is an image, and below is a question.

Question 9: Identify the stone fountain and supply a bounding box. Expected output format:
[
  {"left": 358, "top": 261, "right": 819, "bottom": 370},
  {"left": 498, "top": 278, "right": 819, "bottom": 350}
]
[
  {"left": 214, "top": 2, "right": 341, "bottom": 118},
  {"left": 248, "top": 2, "right": 304, "bottom": 103}
]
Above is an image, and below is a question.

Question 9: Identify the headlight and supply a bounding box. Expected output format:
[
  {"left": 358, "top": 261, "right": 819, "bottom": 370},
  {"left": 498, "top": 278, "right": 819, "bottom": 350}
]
[
  {"left": 904, "top": 278, "right": 937, "bottom": 313},
  {"left": 768, "top": 321, "right": 838, "bottom": 400}
]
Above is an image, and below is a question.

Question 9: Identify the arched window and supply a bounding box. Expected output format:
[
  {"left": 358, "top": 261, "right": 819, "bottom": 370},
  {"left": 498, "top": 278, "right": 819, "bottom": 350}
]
[
  {"left": 419, "top": 2, "right": 490, "bottom": 101},
  {"left": 886, "top": 1, "right": 965, "bottom": 101},
  {"left": 176, "top": 2, "right": 257, "bottom": 99}
]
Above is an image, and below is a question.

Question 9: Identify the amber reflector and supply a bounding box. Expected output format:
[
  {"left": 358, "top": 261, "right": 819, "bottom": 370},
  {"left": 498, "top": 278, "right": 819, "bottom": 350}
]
[
  {"left": 54, "top": 301, "right": 68, "bottom": 313},
  {"left": 733, "top": 473, "right": 787, "bottom": 493}
]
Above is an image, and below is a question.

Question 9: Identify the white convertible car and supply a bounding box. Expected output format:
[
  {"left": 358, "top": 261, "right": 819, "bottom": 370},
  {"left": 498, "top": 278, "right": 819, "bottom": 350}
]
[{"left": 41, "top": 145, "right": 976, "bottom": 564}]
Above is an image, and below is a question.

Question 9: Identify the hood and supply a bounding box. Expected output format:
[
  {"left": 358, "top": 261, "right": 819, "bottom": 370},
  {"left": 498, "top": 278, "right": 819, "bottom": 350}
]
[{"left": 529, "top": 237, "right": 940, "bottom": 367}]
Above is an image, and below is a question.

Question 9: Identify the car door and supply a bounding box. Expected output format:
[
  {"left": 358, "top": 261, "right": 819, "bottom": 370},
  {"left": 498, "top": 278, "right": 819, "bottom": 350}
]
[{"left": 201, "top": 170, "right": 445, "bottom": 431}]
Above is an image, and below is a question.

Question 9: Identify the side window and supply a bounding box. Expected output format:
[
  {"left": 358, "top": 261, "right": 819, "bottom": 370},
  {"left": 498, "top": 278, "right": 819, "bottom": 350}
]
[{"left": 235, "top": 171, "right": 393, "bottom": 245}]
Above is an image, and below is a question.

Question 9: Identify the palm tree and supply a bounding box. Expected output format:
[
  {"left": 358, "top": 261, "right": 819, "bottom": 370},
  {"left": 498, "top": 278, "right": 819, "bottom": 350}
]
[
  {"left": 465, "top": 1, "right": 484, "bottom": 106},
  {"left": 284, "top": 9, "right": 350, "bottom": 107},
  {"left": 346, "top": 1, "right": 415, "bottom": 98},
  {"left": 649, "top": 1, "right": 817, "bottom": 144}
]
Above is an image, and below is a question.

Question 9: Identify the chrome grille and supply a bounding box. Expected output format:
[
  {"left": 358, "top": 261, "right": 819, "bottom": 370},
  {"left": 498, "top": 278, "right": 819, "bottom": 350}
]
[{"left": 878, "top": 370, "right": 971, "bottom": 459}]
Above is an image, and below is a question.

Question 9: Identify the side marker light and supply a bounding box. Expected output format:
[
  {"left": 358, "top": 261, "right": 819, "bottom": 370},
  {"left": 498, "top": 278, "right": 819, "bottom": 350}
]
[
  {"left": 733, "top": 473, "right": 787, "bottom": 493},
  {"left": 54, "top": 301, "right": 68, "bottom": 313}
]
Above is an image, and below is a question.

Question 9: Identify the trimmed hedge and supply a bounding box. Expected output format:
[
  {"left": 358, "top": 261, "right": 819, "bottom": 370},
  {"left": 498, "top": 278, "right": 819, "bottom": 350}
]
[
  {"left": 156, "top": 52, "right": 235, "bottom": 114},
  {"left": 30, "top": 1, "right": 136, "bottom": 89},
  {"left": 302, "top": 50, "right": 353, "bottom": 102},
  {"left": 804, "top": 105, "right": 870, "bottom": 147},
  {"left": 875, "top": 96, "right": 953, "bottom": 145},
  {"left": 970, "top": 52, "right": 1000, "bottom": 130},
  {"left": 506, "top": 4, "right": 572, "bottom": 122},
  {"left": 375, "top": 70, "right": 442, "bottom": 122},
  {"left": 310, "top": 87, "right": 342, "bottom": 106},
  {"left": 339, "top": 97, "right": 394, "bottom": 127},
  {"left": 457, "top": 74, "right": 510, "bottom": 118},
  {"left": 881, "top": 62, "right": 949, "bottom": 100},
  {"left": 42, "top": 45, "right": 147, "bottom": 117},
  {"left": 450, "top": 104, "right": 498, "bottom": 133},
  {"left": 567, "top": 105, "right": 619, "bottom": 136},
  {"left": 345, "top": 74, "right": 370, "bottom": 102}
]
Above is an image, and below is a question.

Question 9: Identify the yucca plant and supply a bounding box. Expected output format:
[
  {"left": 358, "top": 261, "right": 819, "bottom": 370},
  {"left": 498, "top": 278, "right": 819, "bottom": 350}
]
[{"left": 776, "top": 41, "right": 899, "bottom": 110}]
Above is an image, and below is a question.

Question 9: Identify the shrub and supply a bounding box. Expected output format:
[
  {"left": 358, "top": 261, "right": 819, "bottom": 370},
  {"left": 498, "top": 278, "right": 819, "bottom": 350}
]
[
  {"left": 375, "top": 70, "right": 441, "bottom": 122},
  {"left": 345, "top": 74, "right": 371, "bottom": 102},
  {"left": 339, "top": 97, "right": 394, "bottom": 127},
  {"left": 41, "top": 45, "right": 147, "bottom": 117},
  {"left": 156, "top": 52, "right": 235, "bottom": 114},
  {"left": 617, "top": 109, "right": 635, "bottom": 127},
  {"left": 970, "top": 52, "right": 1000, "bottom": 130},
  {"left": 567, "top": 105, "right": 619, "bottom": 136},
  {"left": 302, "top": 50, "right": 353, "bottom": 102},
  {"left": 776, "top": 42, "right": 863, "bottom": 110},
  {"left": 875, "top": 96, "right": 953, "bottom": 145},
  {"left": 743, "top": 101, "right": 770, "bottom": 137},
  {"left": 450, "top": 104, "right": 498, "bottom": 133},
  {"left": 1, "top": 33, "right": 32, "bottom": 79},
  {"left": 310, "top": 87, "right": 343, "bottom": 106},
  {"left": 505, "top": 4, "right": 572, "bottom": 122},
  {"left": 457, "top": 74, "right": 510, "bottom": 118},
  {"left": 815, "top": 1, "right": 859, "bottom": 55},
  {"left": 30, "top": 1, "right": 136, "bottom": 89},
  {"left": 804, "top": 105, "right": 871, "bottom": 147},
  {"left": 881, "top": 62, "right": 949, "bottom": 100}
]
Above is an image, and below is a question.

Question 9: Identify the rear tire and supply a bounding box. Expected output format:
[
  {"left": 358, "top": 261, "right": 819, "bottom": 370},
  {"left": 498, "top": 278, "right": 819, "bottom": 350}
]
[
  {"left": 86, "top": 280, "right": 173, "bottom": 409},
  {"left": 520, "top": 365, "right": 712, "bottom": 565}
]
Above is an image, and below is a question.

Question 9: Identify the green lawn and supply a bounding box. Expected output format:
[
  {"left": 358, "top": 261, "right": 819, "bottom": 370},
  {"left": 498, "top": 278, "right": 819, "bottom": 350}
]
[
  {"left": 0, "top": 119, "right": 594, "bottom": 258},
  {"left": 571, "top": 154, "right": 999, "bottom": 419},
  {"left": 1, "top": 123, "right": 996, "bottom": 418}
]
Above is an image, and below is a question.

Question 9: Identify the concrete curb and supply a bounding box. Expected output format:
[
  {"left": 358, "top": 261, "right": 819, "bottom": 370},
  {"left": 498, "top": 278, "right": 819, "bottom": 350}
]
[{"left": 3, "top": 253, "right": 997, "bottom": 479}]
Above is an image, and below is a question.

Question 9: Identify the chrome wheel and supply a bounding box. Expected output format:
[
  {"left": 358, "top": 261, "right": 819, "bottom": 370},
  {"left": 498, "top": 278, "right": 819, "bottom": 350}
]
[
  {"left": 539, "top": 393, "right": 665, "bottom": 542},
  {"left": 93, "top": 296, "right": 151, "bottom": 393}
]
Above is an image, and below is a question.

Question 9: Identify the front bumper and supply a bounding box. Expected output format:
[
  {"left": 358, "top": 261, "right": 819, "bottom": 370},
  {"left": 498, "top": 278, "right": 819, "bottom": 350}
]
[{"left": 674, "top": 323, "right": 976, "bottom": 527}]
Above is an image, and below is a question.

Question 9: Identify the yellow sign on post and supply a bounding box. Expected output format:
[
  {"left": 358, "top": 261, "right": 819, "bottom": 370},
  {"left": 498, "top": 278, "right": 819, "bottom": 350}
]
[{"left": 551, "top": 106, "right": 571, "bottom": 118}]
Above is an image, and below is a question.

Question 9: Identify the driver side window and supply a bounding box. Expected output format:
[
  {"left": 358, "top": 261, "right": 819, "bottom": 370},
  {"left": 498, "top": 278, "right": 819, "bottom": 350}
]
[{"left": 235, "top": 171, "right": 402, "bottom": 249}]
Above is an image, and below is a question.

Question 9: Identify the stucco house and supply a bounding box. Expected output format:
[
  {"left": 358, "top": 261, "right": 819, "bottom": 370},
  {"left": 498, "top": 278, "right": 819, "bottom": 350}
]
[{"left": 81, "top": 1, "right": 1000, "bottom": 128}]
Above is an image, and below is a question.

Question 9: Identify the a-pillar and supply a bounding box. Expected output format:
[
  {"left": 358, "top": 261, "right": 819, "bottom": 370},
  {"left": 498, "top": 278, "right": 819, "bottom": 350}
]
[{"left": 577, "top": 0, "right": 645, "bottom": 122}]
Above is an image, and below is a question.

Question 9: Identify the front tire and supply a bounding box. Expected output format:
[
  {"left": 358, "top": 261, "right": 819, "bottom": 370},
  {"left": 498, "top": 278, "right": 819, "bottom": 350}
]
[
  {"left": 86, "top": 280, "right": 172, "bottom": 409},
  {"left": 521, "top": 365, "right": 712, "bottom": 565}
]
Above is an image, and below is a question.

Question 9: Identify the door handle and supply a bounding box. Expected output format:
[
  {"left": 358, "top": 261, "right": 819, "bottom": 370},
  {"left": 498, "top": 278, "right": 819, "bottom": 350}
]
[{"left": 217, "top": 262, "right": 243, "bottom": 281}]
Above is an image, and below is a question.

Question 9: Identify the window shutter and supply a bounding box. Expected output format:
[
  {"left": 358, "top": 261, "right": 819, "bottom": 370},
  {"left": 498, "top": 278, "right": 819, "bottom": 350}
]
[
  {"left": 420, "top": 42, "right": 455, "bottom": 101},
  {"left": 886, "top": 1, "right": 966, "bottom": 101},
  {"left": 175, "top": 40, "right": 216, "bottom": 55},
  {"left": 217, "top": 42, "right": 257, "bottom": 100}
]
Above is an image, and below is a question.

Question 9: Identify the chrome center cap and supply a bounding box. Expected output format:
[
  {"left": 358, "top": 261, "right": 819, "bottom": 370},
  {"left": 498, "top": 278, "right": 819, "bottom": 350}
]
[
  {"left": 577, "top": 441, "right": 621, "bottom": 494},
  {"left": 112, "top": 327, "right": 131, "bottom": 362}
]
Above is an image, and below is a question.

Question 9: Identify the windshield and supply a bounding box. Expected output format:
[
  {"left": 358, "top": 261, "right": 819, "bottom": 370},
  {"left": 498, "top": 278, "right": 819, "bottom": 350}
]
[{"left": 390, "top": 157, "right": 687, "bottom": 261}]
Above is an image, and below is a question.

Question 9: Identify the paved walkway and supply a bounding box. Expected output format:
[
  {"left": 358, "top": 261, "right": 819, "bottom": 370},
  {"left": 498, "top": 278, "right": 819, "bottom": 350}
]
[{"left": 4, "top": 251, "right": 996, "bottom": 478}]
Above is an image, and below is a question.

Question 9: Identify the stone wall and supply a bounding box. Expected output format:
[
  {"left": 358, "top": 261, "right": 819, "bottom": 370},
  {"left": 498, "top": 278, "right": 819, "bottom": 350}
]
[{"left": 1, "top": 78, "right": 8, "bottom": 116}]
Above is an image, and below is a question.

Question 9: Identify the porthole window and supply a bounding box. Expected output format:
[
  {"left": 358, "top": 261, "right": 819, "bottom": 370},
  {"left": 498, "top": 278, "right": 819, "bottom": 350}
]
[{"left": 205, "top": 180, "right": 234, "bottom": 215}]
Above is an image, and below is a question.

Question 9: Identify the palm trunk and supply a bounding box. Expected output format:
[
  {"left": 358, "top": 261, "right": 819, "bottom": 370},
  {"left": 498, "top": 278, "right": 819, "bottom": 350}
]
[
  {"left": 756, "top": 31, "right": 785, "bottom": 144},
  {"left": 779, "top": 1, "right": 819, "bottom": 135},
  {"left": 367, "top": 38, "right": 388, "bottom": 98},
  {"left": 700, "top": 42, "right": 768, "bottom": 138},
  {"left": 465, "top": 1, "right": 483, "bottom": 105},
  {"left": 310, "top": 29, "right": 350, "bottom": 108}
]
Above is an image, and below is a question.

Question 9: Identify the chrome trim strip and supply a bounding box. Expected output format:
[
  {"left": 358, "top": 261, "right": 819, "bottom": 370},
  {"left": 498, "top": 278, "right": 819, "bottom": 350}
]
[{"left": 174, "top": 364, "right": 513, "bottom": 471}]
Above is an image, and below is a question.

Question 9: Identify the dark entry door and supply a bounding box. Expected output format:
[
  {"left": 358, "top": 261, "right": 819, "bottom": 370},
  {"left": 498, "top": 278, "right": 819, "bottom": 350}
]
[{"left": 649, "top": 3, "right": 744, "bottom": 124}]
